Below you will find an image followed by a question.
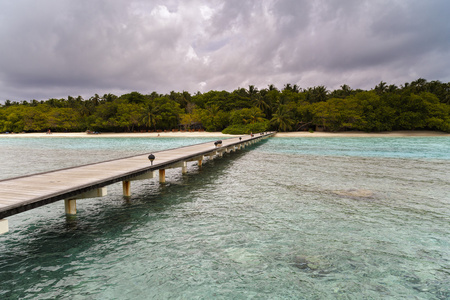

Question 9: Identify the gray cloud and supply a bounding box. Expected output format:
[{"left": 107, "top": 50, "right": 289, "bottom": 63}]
[{"left": 0, "top": 0, "right": 449, "bottom": 101}]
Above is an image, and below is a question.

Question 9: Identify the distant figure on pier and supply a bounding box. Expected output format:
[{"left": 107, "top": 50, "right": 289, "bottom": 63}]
[{"left": 47, "top": 129, "right": 51, "bottom": 134}]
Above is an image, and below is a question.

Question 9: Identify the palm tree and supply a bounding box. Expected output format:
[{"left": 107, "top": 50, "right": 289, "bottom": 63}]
[
  {"left": 253, "top": 93, "right": 269, "bottom": 113},
  {"left": 89, "top": 94, "right": 100, "bottom": 106},
  {"left": 330, "top": 84, "right": 352, "bottom": 99},
  {"left": 247, "top": 85, "right": 258, "bottom": 97},
  {"left": 268, "top": 84, "right": 278, "bottom": 91},
  {"left": 283, "top": 83, "right": 292, "bottom": 91},
  {"left": 244, "top": 107, "right": 265, "bottom": 124},
  {"left": 387, "top": 84, "right": 398, "bottom": 93},
  {"left": 283, "top": 83, "right": 300, "bottom": 93},
  {"left": 411, "top": 78, "right": 428, "bottom": 93},
  {"left": 374, "top": 81, "right": 387, "bottom": 95},
  {"left": 341, "top": 84, "right": 352, "bottom": 96},
  {"left": 102, "top": 93, "right": 117, "bottom": 103},
  {"left": 206, "top": 104, "right": 220, "bottom": 116},
  {"left": 80, "top": 99, "right": 94, "bottom": 116},
  {"left": 307, "top": 86, "right": 328, "bottom": 103},
  {"left": 141, "top": 103, "right": 160, "bottom": 131},
  {"left": 270, "top": 105, "right": 295, "bottom": 131}
]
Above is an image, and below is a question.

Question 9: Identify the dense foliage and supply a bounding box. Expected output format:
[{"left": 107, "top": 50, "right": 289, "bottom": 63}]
[{"left": 1, "top": 78, "right": 449, "bottom": 133}]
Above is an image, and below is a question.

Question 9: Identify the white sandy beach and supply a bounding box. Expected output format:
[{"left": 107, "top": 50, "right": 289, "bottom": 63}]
[
  {"left": 0, "top": 130, "right": 448, "bottom": 138},
  {"left": 0, "top": 131, "right": 232, "bottom": 138},
  {"left": 273, "top": 130, "right": 450, "bottom": 137}
]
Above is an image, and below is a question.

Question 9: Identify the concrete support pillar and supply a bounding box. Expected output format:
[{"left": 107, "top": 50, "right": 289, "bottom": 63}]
[
  {"left": 159, "top": 169, "right": 166, "bottom": 183},
  {"left": 64, "top": 187, "right": 107, "bottom": 214},
  {"left": 123, "top": 180, "right": 131, "bottom": 196},
  {"left": 178, "top": 161, "right": 187, "bottom": 174},
  {"left": 0, "top": 219, "right": 8, "bottom": 234},
  {"left": 65, "top": 199, "right": 77, "bottom": 215}
]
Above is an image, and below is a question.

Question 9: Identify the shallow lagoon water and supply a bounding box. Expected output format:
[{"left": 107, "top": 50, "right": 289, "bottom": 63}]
[{"left": 0, "top": 137, "right": 449, "bottom": 299}]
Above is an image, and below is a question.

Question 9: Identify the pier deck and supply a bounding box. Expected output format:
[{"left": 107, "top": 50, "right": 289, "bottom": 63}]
[{"left": 0, "top": 132, "right": 274, "bottom": 233}]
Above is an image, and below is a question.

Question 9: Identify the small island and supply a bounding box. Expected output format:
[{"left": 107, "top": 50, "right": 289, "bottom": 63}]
[{"left": 1, "top": 79, "right": 449, "bottom": 135}]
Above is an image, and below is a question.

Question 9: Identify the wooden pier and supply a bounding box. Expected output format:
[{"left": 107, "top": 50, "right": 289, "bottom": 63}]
[{"left": 0, "top": 132, "right": 275, "bottom": 234}]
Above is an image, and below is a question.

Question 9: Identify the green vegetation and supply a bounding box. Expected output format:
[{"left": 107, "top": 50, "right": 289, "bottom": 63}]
[{"left": 1, "top": 78, "right": 449, "bottom": 133}]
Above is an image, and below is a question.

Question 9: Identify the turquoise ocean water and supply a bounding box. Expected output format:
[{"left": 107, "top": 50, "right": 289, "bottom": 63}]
[{"left": 0, "top": 136, "right": 449, "bottom": 299}]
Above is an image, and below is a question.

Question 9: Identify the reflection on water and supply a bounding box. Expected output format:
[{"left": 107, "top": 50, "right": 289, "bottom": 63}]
[{"left": 0, "top": 137, "right": 449, "bottom": 299}]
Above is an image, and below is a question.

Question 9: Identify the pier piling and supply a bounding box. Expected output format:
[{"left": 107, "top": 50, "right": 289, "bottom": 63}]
[
  {"left": 159, "top": 169, "right": 166, "bottom": 183},
  {"left": 123, "top": 181, "right": 131, "bottom": 197},
  {"left": 0, "top": 219, "right": 8, "bottom": 234},
  {"left": 64, "top": 199, "right": 77, "bottom": 215}
]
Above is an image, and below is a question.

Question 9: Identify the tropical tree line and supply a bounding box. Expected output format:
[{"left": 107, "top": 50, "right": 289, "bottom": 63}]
[{"left": 1, "top": 78, "right": 449, "bottom": 133}]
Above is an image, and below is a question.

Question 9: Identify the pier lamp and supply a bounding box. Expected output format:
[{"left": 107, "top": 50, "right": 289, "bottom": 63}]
[{"left": 148, "top": 154, "right": 155, "bottom": 165}]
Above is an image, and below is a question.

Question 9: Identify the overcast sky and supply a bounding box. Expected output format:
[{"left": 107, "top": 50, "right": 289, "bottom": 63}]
[{"left": 1, "top": 0, "right": 449, "bottom": 101}]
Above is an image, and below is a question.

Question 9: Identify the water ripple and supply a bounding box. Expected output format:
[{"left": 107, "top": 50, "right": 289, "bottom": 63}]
[{"left": 0, "top": 137, "right": 449, "bottom": 299}]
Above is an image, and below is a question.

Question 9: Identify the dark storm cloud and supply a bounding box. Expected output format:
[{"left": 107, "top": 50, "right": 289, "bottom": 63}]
[{"left": 0, "top": 0, "right": 449, "bottom": 101}]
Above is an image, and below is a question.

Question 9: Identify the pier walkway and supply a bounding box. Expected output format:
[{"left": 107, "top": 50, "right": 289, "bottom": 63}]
[{"left": 0, "top": 132, "right": 275, "bottom": 234}]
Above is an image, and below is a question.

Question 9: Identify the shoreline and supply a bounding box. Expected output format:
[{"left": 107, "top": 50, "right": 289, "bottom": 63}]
[
  {"left": 0, "top": 130, "right": 448, "bottom": 138},
  {"left": 0, "top": 131, "right": 232, "bottom": 138},
  {"left": 274, "top": 130, "right": 450, "bottom": 137}
]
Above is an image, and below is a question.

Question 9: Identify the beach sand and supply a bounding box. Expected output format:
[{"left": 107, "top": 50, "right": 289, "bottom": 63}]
[
  {"left": 0, "top": 131, "right": 232, "bottom": 138},
  {"left": 274, "top": 130, "right": 450, "bottom": 137},
  {"left": 0, "top": 130, "right": 448, "bottom": 138}
]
